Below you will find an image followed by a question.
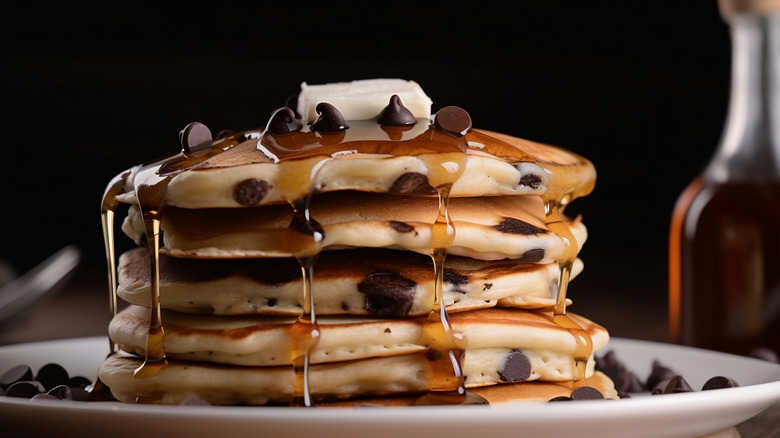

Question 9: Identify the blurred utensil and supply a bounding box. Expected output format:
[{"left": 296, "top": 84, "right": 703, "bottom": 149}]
[{"left": 0, "top": 245, "right": 81, "bottom": 323}]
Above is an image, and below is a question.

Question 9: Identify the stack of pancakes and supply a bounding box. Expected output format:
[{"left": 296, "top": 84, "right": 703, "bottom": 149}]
[{"left": 98, "top": 79, "right": 615, "bottom": 405}]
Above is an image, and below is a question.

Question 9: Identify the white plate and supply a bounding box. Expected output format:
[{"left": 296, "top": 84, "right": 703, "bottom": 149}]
[{"left": 0, "top": 336, "right": 778, "bottom": 438}]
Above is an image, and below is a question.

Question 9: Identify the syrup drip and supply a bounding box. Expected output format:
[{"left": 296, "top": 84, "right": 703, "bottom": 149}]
[
  {"left": 288, "top": 197, "right": 324, "bottom": 407},
  {"left": 100, "top": 170, "right": 129, "bottom": 352},
  {"left": 416, "top": 184, "right": 469, "bottom": 403},
  {"left": 544, "top": 198, "right": 593, "bottom": 384},
  {"left": 134, "top": 210, "right": 168, "bottom": 377},
  {"left": 92, "top": 170, "right": 132, "bottom": 401}
]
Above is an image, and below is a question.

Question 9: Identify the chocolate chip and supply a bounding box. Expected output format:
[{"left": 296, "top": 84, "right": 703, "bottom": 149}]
[
  {"left": 433, "top": 106, "right": 472, "bottom": 137},
  {"left": 377, "top": 95, "right": 417, "bottom": 126},
  {"left": 518, "top": 249, "right": 545, "bottom": 263},
  {"left": 36, "top": 363, "right": 69, "bottom": 391},
  {"left": 46, "top": 384, "right": 73, "bottom": 400},
  {"left": 87, "top": 379, "right": 118, "bottom": 402},
  {"left": 571, "top": 386, "right": 605, "bottom": 400},
  {"left": 245, "top": 258, "right": 302, "bottom": 285},
  {"left": 650, "top": 379, "right": 670, "bottom": 395},
  {"left": 646, "top": 360, "right": 676, "bottom": 391},
  {"left": 498, "top": 350, "right": 531, "bottom": 382},
  {"left": 424, "top": 348, "right": 443, "bottom": 362},
  {"left": 266, "top": 107, "right": 303, "bottom": 134},
  {"left": 389, "top": 172, "right": 437, "bottom": 195},
  {"left": 5, "top": 381, "right": 45, "bottom": 398},
  {"left": 443, "top": 270, "right": 469, "bottom": 286},
  {"left": 493, "top": 218, "right": 547, "bottom": 235},
  {"left": 547, "top": 396, "right": 572, "bottom": 402},
  {"left": 289, "top": 211, "right": 324, "bottom": 239},
  {"left": 70, "top": 386, "right": 92, "bottom": 401},
  {"left": 594, "top": 350, "right": 644, "bottom": 394},
  {"left": 31, "top": 393, "right": 60, "bottom": 401},
  {"left": 518, "top": 173, "right": 542, "bottom": 189},
  {"left": 1, "top": 365, "right": 33, "bottom": 390},
  {"left": 180, "top": 122, "right": 213, "bottom": 153},
  {"left": 67, "top": 376, "right": 93, "bottom": 389},
  {"left": 749, "top": 347, "right": 779, "bottom": 363},
  {"left": 662, "top": 375, "right": 693, "bottom": 394},
  {"left": 357, "top": 270, "right": 417, "bottom": 317},
  {"left": 702, "top": 376, "right": 739, "bottom": 391},
  {"left": 389, "top": 221, "right": 415, "bottom": 233},
  {"left": 234, "top": 178, "right": 273, "bottom": 205},
  {"left": 311, "top": 102, "right": 348, "bottom": 132}
]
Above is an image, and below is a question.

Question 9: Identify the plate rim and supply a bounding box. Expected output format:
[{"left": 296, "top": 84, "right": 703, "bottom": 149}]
[{"left": 0, "top": 336, "right": 778, "bottom": 438}]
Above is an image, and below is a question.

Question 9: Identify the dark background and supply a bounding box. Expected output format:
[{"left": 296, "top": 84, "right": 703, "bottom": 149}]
[{"left": 0, "top": 1, "right": 732, "bottom": 340}]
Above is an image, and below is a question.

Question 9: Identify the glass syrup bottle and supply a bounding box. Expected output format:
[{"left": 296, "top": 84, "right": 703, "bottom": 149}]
[{"left": 669, "top": 0, "right": 780, "bottom": 358}]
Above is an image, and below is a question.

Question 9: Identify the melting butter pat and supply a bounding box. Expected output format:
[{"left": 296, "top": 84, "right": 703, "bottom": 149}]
[{"left": 297, "top": 79, "right": 432, "bottom": 123}]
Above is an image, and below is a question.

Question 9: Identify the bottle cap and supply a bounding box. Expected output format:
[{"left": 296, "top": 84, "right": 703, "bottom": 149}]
[{"left": 718, "top": 0, "right": 780, "bottom": 18}]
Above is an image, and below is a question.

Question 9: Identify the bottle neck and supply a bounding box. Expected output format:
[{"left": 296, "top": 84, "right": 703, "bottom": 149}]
[{"left": 705, "top": 12, "right": 780, "bottom": 183}]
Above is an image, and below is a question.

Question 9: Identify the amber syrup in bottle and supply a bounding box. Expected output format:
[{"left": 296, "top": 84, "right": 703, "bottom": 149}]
[{"left": 670, "top": 0, "right": 780, "bottom": 358}]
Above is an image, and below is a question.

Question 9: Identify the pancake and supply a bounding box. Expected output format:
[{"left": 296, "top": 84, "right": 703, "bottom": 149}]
[
  {"left": 115, "top": 127, "right": 595, "bottom": 210},
  {"left": 117, "top": 247, "right": 583, "bottom": 316},
  {"left": 99, "top": 79, "right": 607, "bottom": 407},
  {"left": 319, "top": 371, "right": 619, "bottom": 406},
  {"left": 99, "top": 352, "right": 433, "bottom": 405},
  {"left": 101, "top": 305, "right": 612, "bottom": 405},
  {"left": 109, "top": 305, "right": 608, "bottom": 382},
  {"left": 99, "top": 353, "right": 618, "bottom": 406},
  {"left": 121, "top": 191, "right": 587, "bottom": 261}
]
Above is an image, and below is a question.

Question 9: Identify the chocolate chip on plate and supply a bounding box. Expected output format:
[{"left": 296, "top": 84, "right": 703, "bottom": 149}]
[
  {"left": 5, "top": 381, "right": 46, "bottom": 398},
  {"left": 67, "top": 375, "right": 93, "bottom": 389},
  {"left": 702, "top": 376, "right": 739, "bottom": 391},
  {"left": 749, "top": 347, "right": 779, "bottom": 363},
  {"left": 0, "top": 364, "right": 33, "bottom": 390},
  {"left": 661, "top": 375, "right": 694, "bottom": 394},
  {"left": 31, "top": 393, "right": 60, "bottom": 401},
  {"left": 36, "top": 363, "right": 70, "bottom": 391},
  {"left": 646, "top": 359, "right": 677, "bottom": 391},
  {"left": 594, "top": 350, "right": 643, "bottom": 395},
  {"left": 46, "top": 384, "right": 73, "bottom": 400}
]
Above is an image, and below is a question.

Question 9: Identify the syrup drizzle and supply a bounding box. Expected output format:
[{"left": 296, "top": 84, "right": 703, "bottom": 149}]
[
  {"left": 288, "top": 196, "right": 324, "bottom": 407},
  {"left": 416, "top": 182, "right": 471, "bottom": 402},
  {"left": 100, "top": 170, "right": 129, "bottom": 352},
  {"left": 544, "top": 197, "right": 593, "bottom": 384},
  {"left": 99, "top": 100, "right": 596, "bottom": 405}
]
